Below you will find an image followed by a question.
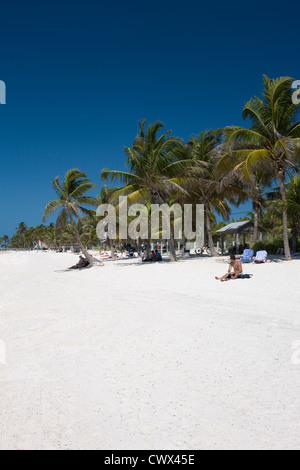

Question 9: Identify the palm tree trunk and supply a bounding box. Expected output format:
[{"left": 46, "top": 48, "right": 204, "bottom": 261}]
[
  {"left": 136, "top": 237, "right": 141, "bottom": 257},
  {"left": 157, "top": 196, "right": 177, "bottom": 261},
  {"left": 277, "top": 170, "right": 292, "bottom": 261},
  {"left": 109, "top": 237, "right": 116, "bottom": 260},
  {"left": 67, "top": 210, "right": 103, "bottom": 265},
  {"left": 205, "top": 203, "right": 218, "bottom": 257},
  {"left": 253, "top": 201, "right": 259, "bottom": 243},
  {"left": 146, "top": 213, "right": 151, "bottom": 259},
  {"left": 169, "top": 225, "right": 177, "bottom": 262}
]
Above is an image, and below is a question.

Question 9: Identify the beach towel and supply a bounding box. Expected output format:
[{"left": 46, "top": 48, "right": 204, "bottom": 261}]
[
  {"left": 240, "top": 249, "right": 254, "bottom": 263},
  {"left": 227, "top": 273, "right": 253, "bottom": 279},
  {"left": 254, "top": 250, "right": 268, "bottom": 263}
]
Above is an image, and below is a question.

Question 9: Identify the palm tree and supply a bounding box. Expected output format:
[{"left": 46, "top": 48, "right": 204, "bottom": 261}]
[
  {"left": 44, "top": 224, "right": 58, "bottom": 249},
  {"left": 16, "top": 222, "right": 28, "bottom": 235},
  {"left": 96, "top": 185, "right": 119, "bottom": 259},
  {"left": 14, "top": 222, "right": 29, "bottom": 248},
  {"left": 43, "top": 169, "right": 103, "bottom": 265},
  {"left": 2, "top": 235, "right": 9, "bottom": 247},
  {"left": 182, "top": 131, "right": 242, "bottom": 256},
  {"left": 268, "top": 175, "right": 300, "bottom": 251},
  {"left": 286, "top": 174, "right": 300, "bottom": 250},
  {"left": 240, "top": 180, "right": 268, "bottom": 244},
  {"left": 101, "top": 120, "right": 186, "bottom": 261},
  {"left": 80, "top": 220, "right": 98, "bottom": 249},
  {"left": 223, "top": 76, "right": 300, "bottom": 260},
  {"left": 217, "top": 156, "right": 272, "bottom": 243}
]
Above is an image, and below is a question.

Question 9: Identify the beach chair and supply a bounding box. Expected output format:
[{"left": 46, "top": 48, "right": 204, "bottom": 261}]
[
  {"left": 254, "top": 250, "right": 268, "bottom": 263},
  {"left": 240, "top": 249, "right": 254, "bottom": 263}
]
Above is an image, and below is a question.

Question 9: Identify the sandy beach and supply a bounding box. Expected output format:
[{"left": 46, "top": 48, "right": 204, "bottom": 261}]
[{"left": 0, "top": 251, "right": 299, "bottom": 450}]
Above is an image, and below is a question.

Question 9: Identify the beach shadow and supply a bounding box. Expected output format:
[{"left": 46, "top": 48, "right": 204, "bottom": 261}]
[{"left": 113, "top": 257, "right": 203, "bottom": 267}]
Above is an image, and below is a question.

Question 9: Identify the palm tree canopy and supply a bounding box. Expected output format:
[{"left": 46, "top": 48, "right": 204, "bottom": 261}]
[
  {"left": 43, "top": 169, "right": 97, "bottom": 225},
  {"left": 180, "top": 130, "right": 244, "bottom": 219},
  {"left": 286, "top": 174, "right": 300, "bottom": 218},
  {"left": 219, "top": 77, "right": 300, "bottom": 260},
  {"left": 222, "top": 76, "right": 300, "bottom": 175},
  {"left": 274, "top": 174, "right": 300, "bottom": 219},
  {"left": 101, "top": 120, "right": 186, "bottom": 204}
]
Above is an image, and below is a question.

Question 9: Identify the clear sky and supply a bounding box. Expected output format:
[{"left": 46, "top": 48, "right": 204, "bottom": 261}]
[{"left": 0, "top": 0, "right": 298, "bottom": 236}]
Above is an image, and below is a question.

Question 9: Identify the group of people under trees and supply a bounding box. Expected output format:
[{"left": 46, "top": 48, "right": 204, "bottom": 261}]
[
  {"left": 69, "top": 255, "right": 90, "bottom": 270},
  {"left": 69, "top": 249, "right": 163, "bottom": 269},
  {"left": 142, "top": 249, "right": 162, "bottom": 262}
]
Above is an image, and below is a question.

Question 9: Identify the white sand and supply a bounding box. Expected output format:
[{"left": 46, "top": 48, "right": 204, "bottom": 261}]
[{"left": 0, "top": 251, "right": 299, "bottom": 450}]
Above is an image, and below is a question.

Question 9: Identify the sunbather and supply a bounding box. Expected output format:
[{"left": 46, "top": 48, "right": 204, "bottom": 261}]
[
  {"left": 69, "top": 255, "right": 90, "bottom": 270},
  {"left": 215, "top": 255, "right": 243, "bottom": 281}
]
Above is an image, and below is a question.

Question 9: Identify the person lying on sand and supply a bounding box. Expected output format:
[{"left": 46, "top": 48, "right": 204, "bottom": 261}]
[
  {"left": 69, "top": 255, "right": 90, "bottom": 270},
  {"left": 215, "top": 255, "right": 243, "bottom": 281}
]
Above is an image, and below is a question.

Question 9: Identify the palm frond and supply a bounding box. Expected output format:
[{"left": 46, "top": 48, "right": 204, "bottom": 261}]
[{"left": 43, "top": 200, "right": 64, "bottom": 222}]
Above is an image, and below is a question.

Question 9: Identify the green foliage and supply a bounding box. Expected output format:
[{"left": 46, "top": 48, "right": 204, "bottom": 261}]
[
  {"left": 221, "top": 76, "right": 300, "bottom": 259},
  {"left": 43, "top": 169, "right": 97, "bottom": 223},
  {"left": 251, "top": 236, "right": 297, "bottom": 255},
  {"left": 101, "top": 119, "right": 186, "bottom": 205}
]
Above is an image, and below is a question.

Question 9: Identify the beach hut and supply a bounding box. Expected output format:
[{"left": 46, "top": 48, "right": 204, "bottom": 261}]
[{"left": 216, "top": 221, "right": 265, "bottom": 255}]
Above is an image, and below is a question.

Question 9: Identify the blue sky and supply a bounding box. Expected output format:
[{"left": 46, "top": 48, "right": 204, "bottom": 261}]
[{"left": 0, "top": 0, "right": 298, "bottom": 236}]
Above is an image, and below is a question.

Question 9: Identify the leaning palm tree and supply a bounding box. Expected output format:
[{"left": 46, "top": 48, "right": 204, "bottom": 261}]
[
  {"left": 222, "top": 76, "right": 300, "bottom": 260},
  {"left": 101, "top": 120, "right": 186, "bottom": 261},
  {"left": 43, "top": 169, "right": 103, "bottom": 265}
]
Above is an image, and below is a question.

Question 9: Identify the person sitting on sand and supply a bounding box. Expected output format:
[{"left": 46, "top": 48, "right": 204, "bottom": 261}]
[
  {"left": 69, "top": 255, "right": 90, "bottom": 270},
  {"left": 150, "top": 250, "right": 156, "bottom": 261},
  {"left": 215, "top": 255, "right": 243, "bottom": 281},
  {"left": 155, "top": 250, "right": 162, "bottom": 261}
]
